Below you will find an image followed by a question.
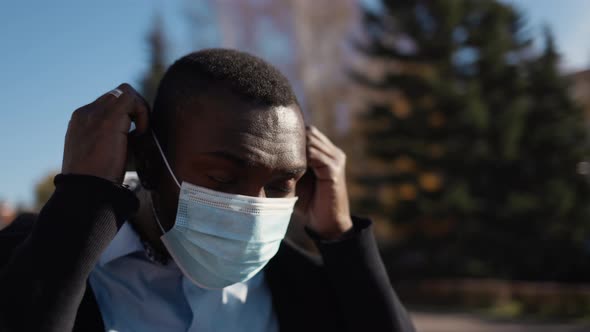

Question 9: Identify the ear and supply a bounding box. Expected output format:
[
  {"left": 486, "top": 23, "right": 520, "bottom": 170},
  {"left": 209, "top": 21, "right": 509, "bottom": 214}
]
[{"left": 130, "top": 131, "right": 161, "bottom": 190}]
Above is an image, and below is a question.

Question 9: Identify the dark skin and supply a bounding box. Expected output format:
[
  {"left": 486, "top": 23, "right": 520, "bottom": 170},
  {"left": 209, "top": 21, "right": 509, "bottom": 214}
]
[
  {"left": 132, "top": 91, "right": 308, "bottom": 252},
  {"left": 62, "top": 83, "right": 353, "bottom": 259}
]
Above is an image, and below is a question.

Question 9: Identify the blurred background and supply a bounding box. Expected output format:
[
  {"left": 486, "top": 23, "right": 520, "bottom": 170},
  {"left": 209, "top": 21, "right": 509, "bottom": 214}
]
[{"left": 3, "top": 0, "right": 590, "bottom": 330}]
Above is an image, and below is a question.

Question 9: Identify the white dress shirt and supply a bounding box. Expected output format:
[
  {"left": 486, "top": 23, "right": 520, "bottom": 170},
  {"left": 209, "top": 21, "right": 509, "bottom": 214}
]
[{"left": 88, "top": 222, "right": 279, "bottom": 332}]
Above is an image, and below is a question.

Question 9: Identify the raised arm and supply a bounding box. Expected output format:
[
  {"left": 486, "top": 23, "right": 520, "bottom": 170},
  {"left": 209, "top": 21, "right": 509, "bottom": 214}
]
[
  {"left": 295, "top": 125, "right": 415, "bottom": 332},
  {"left": 0, "top": 84, "right": 148, "bottom": 331}
]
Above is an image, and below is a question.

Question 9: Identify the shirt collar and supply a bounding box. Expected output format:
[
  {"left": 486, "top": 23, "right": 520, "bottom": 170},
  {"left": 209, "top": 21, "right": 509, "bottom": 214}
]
[{"left": 98, "top": 222, "right": 145, "bottom": 266}]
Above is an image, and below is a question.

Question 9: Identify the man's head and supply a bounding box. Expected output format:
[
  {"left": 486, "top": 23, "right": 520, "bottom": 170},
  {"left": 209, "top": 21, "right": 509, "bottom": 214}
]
[{"left": 134, "top": 49, "right": 307, "bottom": 231}]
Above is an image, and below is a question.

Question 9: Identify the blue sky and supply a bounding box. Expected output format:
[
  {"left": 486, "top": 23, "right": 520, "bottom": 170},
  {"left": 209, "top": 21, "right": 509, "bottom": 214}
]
[{"left": 1, "top": 0, "right": 590, "bottom": 206}]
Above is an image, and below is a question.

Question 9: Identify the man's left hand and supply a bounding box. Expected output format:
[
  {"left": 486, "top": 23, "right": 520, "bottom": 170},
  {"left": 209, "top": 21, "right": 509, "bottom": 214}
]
[{"left": 295, "top": 126, "right": 353, "bottom": 239}]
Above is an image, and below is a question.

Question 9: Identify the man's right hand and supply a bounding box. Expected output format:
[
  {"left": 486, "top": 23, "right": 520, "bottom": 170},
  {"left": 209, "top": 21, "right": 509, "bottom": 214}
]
[{"left": 61, "top": 83, "right": 149, "bottom": 184}]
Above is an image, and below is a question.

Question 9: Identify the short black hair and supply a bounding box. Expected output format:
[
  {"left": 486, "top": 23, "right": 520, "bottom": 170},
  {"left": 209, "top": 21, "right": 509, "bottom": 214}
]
[{"left": 151, "top": 48, "right": 299, "bottom": 153}]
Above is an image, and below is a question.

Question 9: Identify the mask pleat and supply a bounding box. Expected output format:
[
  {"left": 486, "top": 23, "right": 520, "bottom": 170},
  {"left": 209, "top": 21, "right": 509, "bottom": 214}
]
[{"left": 157, "top": 180, "right": 296, "bottom": 289}]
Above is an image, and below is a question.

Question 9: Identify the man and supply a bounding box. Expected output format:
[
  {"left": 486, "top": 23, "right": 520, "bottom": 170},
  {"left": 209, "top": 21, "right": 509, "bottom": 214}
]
[{"left": 0, "top": 49, "right": 415, "bottom": 332}]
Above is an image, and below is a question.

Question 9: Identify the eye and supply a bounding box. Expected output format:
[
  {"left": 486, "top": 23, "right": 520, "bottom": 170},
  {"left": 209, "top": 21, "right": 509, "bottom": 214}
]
[
  {"left": 266, "top": 179, "right": 296, "bottom": 196},
  {"left": 268, "top": 186, "right": 292, "bottom": 194},
  {"left": 207, "top": 174, "right": 236, "bottom": 184}
]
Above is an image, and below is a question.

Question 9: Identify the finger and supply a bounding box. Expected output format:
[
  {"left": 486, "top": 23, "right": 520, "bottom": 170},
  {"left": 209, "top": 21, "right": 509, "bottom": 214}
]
[
  {"left": 104, "top": 87, "right": 136, "bottom": 120},
  {"left": 308, "top": 145, "right": 334, "bottom": 166},
  {"left": 307, "top": 145, "right": 337, "bottom": 178},
  {"left": 126, "top": 88, "right": 150, "bottom": 134},
  {"left": 109, "top": 83, "right": 150, "bottom": 134},
  {"left": 307, "top": 125, "right": 336, "bottom": 149},
  {"left": 90, "top": 84, "right": 135, "bottom": 116},
  {"left": 307, "top": 134, "right": 338, "bottom": 160},
  {"left": 94, "top": 84, "right": 128, "bottom": 105}
]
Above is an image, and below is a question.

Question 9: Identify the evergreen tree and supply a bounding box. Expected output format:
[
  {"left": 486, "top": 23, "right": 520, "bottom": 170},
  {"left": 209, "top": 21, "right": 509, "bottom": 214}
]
[
  {"left": 354, "top": 0, "right": 590, "bottom": 281},
  {"left": 509, "top": 30, "right": 590, "bottom": 280}
]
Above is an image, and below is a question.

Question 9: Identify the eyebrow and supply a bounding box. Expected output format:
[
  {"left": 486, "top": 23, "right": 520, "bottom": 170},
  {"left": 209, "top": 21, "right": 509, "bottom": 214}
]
[{"left": 203, "top": 151, "right": 307, "bottom": 177}]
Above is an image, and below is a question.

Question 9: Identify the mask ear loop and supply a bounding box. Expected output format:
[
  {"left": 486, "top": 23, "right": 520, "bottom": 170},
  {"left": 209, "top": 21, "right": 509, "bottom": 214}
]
[
  {"left": 151, "top": 203, "right": 167, "bottom": 235},
  {"left": 150, "top": 131, "right": 181, "bottom": 235},
  {"left": 151, "top": 130, "right": 181, "bottom": 188}
]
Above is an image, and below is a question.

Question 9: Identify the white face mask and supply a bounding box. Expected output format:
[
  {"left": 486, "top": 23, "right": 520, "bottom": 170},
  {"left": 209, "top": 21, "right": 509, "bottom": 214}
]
[{"left": 151, "top": 132, "right": 297, "bottom": 289}]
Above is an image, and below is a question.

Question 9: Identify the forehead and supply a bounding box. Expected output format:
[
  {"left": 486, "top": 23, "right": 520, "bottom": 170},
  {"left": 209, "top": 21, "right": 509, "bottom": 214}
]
[{"left": 170, "top": 97, "right": 306, "bottom": 170}]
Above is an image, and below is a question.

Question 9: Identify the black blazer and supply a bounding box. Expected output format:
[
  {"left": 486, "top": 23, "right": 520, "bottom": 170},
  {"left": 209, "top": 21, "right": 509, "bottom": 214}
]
[{"left": 0, "top": 174, "right": 415, "bottom": 332}]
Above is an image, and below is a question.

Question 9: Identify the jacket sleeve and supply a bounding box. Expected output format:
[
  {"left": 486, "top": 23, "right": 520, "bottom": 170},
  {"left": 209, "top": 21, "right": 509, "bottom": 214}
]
[
  {"left": 0, "top": 174, "right": 138, "bottom": 332},
  {"left": 307, "top": 217, "right": 416, "bottom": 332}
]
